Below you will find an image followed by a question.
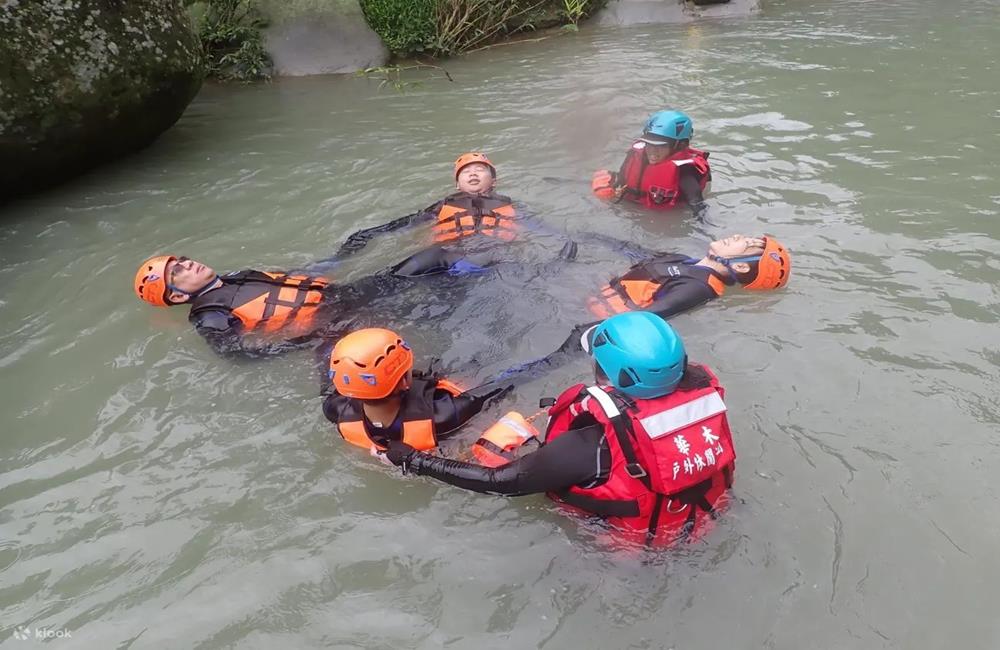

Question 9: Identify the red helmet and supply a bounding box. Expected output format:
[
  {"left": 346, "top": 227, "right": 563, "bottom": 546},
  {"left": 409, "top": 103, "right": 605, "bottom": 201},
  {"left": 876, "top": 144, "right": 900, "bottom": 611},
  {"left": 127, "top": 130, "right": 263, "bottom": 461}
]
[
  {"left": 454, "top": 152, "right": 496, "bottom": 180},
  {"left": 134, "top": 255, "right": 175, "bottom": 307},
  {"left": 744, "top": 237, "right": 791, "bottom": 291},
  {"left": 329, "top": 328, "right": 413, "bottom": 399}
]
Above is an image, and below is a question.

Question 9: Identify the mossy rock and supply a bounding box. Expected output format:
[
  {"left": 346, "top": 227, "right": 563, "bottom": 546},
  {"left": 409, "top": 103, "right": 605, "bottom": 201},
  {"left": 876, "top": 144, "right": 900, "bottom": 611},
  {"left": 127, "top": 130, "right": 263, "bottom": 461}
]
[{"left": 0, "top": 0, "right": 204, "bottom": 201}]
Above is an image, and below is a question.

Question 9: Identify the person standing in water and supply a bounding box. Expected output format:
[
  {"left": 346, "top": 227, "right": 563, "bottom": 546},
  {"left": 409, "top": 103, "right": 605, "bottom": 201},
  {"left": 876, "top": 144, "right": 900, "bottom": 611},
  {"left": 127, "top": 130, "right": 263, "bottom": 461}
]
[
  {"left": 380, "top": 312, "right": 737, "bottom": 546},
  {"left": 592, "top": 110, "right": 712, "bottom": 216}
]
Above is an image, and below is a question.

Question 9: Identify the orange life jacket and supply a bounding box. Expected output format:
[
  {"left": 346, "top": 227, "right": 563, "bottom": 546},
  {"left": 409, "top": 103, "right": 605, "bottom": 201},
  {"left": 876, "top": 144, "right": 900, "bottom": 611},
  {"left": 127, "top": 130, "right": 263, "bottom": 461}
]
[
  {"left": 336, "top": 378, "right": 463, "bottom": 452},
  {"left": 431, "top": 192, "right": 518, "bottom": 243},
  {"left": 189, "top": 270, "right": 330, "bottom": 337},
  {"left": 586, "top": 254, "right": 727, "bottom": 319}
]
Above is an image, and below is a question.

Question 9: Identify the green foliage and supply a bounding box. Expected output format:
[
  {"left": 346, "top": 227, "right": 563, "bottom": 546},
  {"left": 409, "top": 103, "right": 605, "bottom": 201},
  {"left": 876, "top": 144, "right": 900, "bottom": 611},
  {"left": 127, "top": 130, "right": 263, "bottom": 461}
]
[
  {"left": 561, "top": 0, "right": 589, "bottom": 25},
  {"left": 433, "top": 0, "right": 543, "bottom": 56},
  {"left": 359, "top": 0, "right": 436, "bottom": 56},
  {"left": 361, "top": 0, "right": 605, "bottom": 59},
  {"left": 191, "top": 0, "right": 272, "bottom": 81}
]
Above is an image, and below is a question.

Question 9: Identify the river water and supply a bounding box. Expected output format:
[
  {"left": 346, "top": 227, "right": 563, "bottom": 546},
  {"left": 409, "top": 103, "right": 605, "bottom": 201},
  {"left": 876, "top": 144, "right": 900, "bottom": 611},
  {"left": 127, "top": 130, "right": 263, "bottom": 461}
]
[{"left": 2, "top": 0, "right": 999, "bottom": 647}]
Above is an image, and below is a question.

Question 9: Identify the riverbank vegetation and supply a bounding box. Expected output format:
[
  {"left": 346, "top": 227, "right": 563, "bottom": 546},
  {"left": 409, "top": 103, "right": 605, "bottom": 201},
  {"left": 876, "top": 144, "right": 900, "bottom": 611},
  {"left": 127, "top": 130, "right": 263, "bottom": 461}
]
[
  {"left": 186, "top": 0, "right": 272, "bottom": 81},
  {"left": 361, "top": 0, "right": 606, "bottom": 57},
  {"left": 185, "top": 0, "right": 604, "bottom": 82}
]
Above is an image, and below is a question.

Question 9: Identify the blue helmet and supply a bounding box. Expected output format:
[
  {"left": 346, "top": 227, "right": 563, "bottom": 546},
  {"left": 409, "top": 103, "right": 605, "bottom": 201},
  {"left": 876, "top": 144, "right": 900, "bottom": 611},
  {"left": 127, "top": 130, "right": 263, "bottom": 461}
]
[
  {"left": 641, "top": 110, "right": 694, "bottom": 143},
  {"left": 587, "top": 312, "right": 686, "bottom": 400}
]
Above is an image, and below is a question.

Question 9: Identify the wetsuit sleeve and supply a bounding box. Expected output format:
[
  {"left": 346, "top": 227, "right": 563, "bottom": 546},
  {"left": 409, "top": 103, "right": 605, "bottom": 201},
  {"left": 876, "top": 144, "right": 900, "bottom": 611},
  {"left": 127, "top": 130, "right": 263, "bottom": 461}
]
[
  {"left": 644, "top": 278, "right": 718, "bottom": 319},
  {"left": 193, "top": 310, "right": 312, "bottom": 359},
  {"left": 408, "top": 423, "right": 605, "bottom": 496},
  {"left": 491, "top": 321, "right": 598, "bottom": 386},
  {"left": 678, "top": 165, "right": 707, "bottom": 217},
  {"left": 331, "top": 202, "right": 442, "bottom": 259},
  {"left": 322, "top": 393, "right": 349, "bottom": 425},
  {"left": 431, "top": 381, "right": 513, "bottom": 438}
]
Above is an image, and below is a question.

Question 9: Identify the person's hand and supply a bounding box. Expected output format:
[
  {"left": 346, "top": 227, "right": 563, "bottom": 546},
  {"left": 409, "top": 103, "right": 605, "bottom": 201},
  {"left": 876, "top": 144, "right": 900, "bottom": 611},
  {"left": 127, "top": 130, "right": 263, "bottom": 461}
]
[
  {"left": 612, "top": 185, "right": 627, "bottom": 201},
  {"left": 384, "top": 440, "right": 417, "bottom": 469},
  {"left": 558, "top": 240, "right": 578, "bottom": 261}
]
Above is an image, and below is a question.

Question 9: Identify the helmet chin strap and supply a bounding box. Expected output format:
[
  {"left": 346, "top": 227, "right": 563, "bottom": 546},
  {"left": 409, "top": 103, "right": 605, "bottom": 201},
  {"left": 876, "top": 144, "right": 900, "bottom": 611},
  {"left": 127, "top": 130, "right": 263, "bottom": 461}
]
[
  {"left": 166, "top": 275, "right": 220, "bottom": 303},
  {"left": 708, "top": 254, "right": 761, "bottom": 276}
]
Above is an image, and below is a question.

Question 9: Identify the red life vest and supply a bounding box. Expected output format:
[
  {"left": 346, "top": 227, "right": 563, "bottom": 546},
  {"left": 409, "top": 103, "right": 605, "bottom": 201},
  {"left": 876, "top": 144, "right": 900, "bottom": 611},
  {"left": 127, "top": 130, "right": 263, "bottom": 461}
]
[
  {"left": 188, "top": 271, "right": 330, "bottom": 337},
  {"left": 431, "top": 192, "right": 518, "bottom": 243},
  {"left": 544, "top": 366, "right": 735, "bottom": 544},
  {"left": 618, "top": 143, "right": 711, "bottom": 209}
]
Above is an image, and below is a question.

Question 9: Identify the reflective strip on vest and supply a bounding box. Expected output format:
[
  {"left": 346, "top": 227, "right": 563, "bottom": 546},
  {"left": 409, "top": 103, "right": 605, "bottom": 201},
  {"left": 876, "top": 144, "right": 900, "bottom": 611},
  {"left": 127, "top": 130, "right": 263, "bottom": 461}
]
[
  {"left": 585, "top": 386, "right": 621, "bottom": 417},
  {"left": 671, "top": 159, "right": 695, "bottom": 166},
  {"left": 638, "top": 392, "right": 727, "bottom": 439}
]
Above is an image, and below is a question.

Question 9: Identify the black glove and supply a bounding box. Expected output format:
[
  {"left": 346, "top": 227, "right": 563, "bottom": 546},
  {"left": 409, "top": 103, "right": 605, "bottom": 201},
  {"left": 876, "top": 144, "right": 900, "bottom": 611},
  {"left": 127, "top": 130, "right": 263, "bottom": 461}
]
[
  {"left": 558, "top": 240, "right": 578, "bottom": 261},
  {"left": 385, "top": 440, "right": 417, "bottom": 471}
]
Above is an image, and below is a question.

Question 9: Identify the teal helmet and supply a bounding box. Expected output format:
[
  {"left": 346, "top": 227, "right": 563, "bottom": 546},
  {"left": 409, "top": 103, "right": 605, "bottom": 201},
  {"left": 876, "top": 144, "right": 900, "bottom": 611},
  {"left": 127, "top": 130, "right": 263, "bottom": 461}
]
[
  {"left": 586, "top": 312, "right": 686, "bottom": 399},
  {"left": 640, "top": 110, "right": 694, "bottom": 144}
]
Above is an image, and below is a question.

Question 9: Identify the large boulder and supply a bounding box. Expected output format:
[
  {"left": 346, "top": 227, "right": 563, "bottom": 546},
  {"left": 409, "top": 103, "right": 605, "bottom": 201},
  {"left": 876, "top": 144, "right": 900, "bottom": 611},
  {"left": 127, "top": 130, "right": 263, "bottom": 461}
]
[
  {"left": 260, "top": 0, "right": 388, "bottom": 77},
  {"left": 0, "top": 0, "right": 204, "bottom": 201}
]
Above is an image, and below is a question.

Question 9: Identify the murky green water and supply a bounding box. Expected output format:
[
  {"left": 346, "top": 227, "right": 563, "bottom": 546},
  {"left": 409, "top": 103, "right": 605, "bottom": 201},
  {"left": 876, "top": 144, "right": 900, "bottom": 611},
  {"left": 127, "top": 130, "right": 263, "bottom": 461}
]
[{"left": 3, "top": 0, "right": 1000, "bottom": 647}]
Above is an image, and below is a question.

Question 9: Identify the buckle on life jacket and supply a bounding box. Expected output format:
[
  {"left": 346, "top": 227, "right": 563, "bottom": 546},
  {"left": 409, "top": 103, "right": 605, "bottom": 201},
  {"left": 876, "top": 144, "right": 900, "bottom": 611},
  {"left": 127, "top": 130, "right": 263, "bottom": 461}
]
[
  {"left": 626, "top": 462, "right": 647, "bottom": 479},
  {"left": 648, "top": 186, "right": 677, "bottom": 205}
]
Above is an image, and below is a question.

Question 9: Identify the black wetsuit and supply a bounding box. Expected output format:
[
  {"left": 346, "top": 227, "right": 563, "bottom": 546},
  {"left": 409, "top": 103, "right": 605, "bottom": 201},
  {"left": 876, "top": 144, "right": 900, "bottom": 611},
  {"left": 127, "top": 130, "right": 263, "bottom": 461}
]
[
  {"left": 607, "top": 253, "right": 730, "bottom": 318},
  {"left": 493, "top": 253, "right": 732, "bottom": 384},
  {"left": 323, "top": 378, "right": 512, "bottom": 447},
  {"left": 407, "top": 422, "right": 610, "bottom": 495},
  {"left": 187, "top": 246, "right": 472, "bottom": 359}
]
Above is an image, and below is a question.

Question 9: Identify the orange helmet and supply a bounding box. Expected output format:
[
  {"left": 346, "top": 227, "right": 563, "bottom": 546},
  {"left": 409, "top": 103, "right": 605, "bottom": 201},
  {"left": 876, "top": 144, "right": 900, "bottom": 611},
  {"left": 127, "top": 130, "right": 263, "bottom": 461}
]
[
  {"left": 744, "top": 237, "right": 791, "bottom": 291},
  {"left": 454, "top": 152, "right": 496, "bottom": 180},
  {"left": 329, "top": 328, "right": 414, "bottom": 399},
  {"left": 134, "top": 255, "right": 176, "bottom": 307}
]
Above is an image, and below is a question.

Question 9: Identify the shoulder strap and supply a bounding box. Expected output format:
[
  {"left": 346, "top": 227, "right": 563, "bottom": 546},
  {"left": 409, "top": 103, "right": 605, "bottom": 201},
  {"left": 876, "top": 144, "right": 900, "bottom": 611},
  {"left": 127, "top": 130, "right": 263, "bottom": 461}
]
[{"left": 585, "top": 387, "right": 652, "bottom": 489}]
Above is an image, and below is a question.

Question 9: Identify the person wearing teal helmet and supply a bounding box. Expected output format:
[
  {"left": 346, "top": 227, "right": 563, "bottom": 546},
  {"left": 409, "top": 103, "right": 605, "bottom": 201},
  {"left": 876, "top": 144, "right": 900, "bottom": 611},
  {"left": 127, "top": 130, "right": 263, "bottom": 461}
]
[
  {"left": 592, "top": 109, "right": 712, "bottom": 215},
  {"left": 380, "top": 312, "right": 737, "bottom": 545}
]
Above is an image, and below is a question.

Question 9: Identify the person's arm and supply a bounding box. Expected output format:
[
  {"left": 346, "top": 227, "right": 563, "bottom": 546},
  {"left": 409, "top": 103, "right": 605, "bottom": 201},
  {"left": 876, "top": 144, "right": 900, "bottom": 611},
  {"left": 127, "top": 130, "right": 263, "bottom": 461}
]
[
  {"left": 194, "top": 310, "right": 314, "bottom": 359},
  {"left": 643, "top": 278, "right": 719, "bottom": 320},
  {"left": 387, "top": 423, "right": 606, "bottom": 496},
  {"left": 490, "top": 321, "right": 598, "bottom": 386},
  {"left": 430, "top": 381, "right": 512, "bottom": 438},
  {"left": 328, "top": 202, "right": 442, "bottom": 261},
  {"left": 678, "top": 165, "right": 709, "bottom": 219}
]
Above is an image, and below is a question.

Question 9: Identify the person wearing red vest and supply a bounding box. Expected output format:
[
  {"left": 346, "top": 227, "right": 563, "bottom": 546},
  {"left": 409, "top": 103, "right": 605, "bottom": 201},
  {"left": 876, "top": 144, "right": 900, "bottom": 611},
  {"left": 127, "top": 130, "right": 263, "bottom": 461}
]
[
  {"left": 323, "top": 328, "right": 510, "bottom": 453},
  {"left": 331, "top": 153, "right": 576, "bottom": 276},
  {"left": 381, "top": 312, "right": 736, "bottom": 546},
  {"left": 592, "top": 110, "right": 711, "bottom": 215}
]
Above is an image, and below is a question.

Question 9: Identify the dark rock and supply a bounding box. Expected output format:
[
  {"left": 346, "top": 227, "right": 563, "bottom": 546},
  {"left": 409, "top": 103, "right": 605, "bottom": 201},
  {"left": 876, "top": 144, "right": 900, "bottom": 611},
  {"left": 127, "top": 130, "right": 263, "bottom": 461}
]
[{"left": 0, "top": 0, "right": 204, "bottom": 202}]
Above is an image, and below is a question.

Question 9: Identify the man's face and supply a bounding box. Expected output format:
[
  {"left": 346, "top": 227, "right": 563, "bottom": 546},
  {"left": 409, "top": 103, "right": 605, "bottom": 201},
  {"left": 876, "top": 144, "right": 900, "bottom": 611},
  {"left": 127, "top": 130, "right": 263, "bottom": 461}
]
[
  {"left": 644, "top": 142, "right": 675, "bottom": 164},
  {"left": 456, "top": 162, "right": 495, "bottom": 194},
  {"left": 165, "top": 257, "right": 216, "bottom": 303}
]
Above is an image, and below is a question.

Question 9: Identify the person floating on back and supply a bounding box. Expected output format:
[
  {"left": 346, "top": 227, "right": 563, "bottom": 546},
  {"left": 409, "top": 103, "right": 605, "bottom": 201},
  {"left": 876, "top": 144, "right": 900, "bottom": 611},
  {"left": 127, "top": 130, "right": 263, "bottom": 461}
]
[
  {"left": 592, "top": 110, "right": 711, "bottom": 215},
  {"left": 380, "top": 312, "right": 737, "bottom": 546},
  {"left": 133, "top": 251, "right": 467, "bottom": 359},
  {"left": 491, "top": 234, "right": 790, "bottom": 383},
  {"left": 323, "top": 328, "right": 511, "bottom": 453},
  {"left": 332, "top": 153, "right": 576, "bottom": 275}
]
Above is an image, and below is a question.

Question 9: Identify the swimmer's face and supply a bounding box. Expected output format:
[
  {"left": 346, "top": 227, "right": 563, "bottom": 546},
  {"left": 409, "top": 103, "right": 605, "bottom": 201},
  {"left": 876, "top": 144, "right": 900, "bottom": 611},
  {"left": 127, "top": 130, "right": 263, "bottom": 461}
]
[
  {"left": 644, "top": 141, "right": 678, "bottom": 164},
  {"left": 165, "top": 257, "right": 216, "bottom": 303},
  {"left": 456, "top": 162, "right": 495, "bottom": 194},
  {"left": 709, "top": 234, "right": 766, "bottom": 273}
]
